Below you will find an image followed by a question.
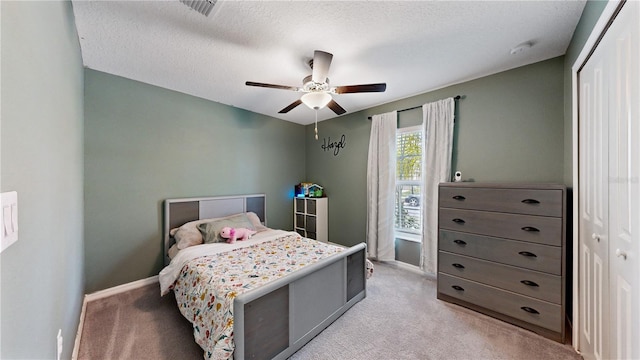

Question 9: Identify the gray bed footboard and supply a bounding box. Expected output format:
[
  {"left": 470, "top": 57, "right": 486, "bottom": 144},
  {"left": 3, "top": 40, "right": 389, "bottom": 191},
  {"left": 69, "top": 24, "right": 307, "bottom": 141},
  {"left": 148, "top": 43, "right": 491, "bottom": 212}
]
[{"left": 233, "top": 242, "right": 367, "bottom": 360}]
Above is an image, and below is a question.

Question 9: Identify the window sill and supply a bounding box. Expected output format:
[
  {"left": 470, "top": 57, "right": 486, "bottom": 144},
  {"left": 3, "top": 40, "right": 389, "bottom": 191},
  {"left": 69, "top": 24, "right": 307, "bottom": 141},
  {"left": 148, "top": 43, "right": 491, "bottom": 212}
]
[{"left": 395, "top": 232, "right": 422, "bottom": 243}]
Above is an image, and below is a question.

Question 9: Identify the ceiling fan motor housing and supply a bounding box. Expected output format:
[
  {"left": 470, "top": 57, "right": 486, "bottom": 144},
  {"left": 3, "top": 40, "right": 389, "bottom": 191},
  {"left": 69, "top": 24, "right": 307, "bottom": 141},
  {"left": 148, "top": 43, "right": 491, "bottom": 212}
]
[{"left": 302, "top": 75, "right": 330, "bottom": 92}]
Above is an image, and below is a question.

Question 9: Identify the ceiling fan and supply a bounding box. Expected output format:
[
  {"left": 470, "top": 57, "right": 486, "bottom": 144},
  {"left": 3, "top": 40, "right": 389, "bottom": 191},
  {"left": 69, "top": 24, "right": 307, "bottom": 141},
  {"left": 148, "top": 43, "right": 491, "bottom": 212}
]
[{"left": 245, "top": 50, "right": 386, "bottom": 116}]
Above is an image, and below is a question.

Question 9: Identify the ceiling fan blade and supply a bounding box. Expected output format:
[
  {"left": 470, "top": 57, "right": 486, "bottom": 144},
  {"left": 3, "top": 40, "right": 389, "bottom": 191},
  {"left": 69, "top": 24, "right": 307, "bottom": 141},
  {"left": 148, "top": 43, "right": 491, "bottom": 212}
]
[
  {"left": 334, "top": 83, "right": 386, "bottom": 94},
  {"left": 278, "top": 99, "right": 303, "bottom": 113},
  {"left": 245, "top": 81, "right": 299, "bottom": 92},
  {"left": 311, "top": 50, "right": 333, "bottom": 83},
  {"left": 327, "top": 100, "right": 346, "bottom": 115}
]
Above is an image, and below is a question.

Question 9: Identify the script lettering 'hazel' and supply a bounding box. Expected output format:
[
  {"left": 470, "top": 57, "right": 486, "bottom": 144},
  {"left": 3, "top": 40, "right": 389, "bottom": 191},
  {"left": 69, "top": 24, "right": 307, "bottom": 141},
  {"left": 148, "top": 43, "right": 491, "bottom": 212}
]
[{"left": 321, "top": 134, "right": 346, "bottom": 156}]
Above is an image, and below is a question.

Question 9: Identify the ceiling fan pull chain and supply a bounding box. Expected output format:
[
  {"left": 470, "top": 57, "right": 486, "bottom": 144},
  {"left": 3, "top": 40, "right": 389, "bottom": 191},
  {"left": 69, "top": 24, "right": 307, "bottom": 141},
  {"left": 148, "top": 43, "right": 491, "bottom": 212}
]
[{"left": 315, "top": 110, "right": 319, "bottom": 140}]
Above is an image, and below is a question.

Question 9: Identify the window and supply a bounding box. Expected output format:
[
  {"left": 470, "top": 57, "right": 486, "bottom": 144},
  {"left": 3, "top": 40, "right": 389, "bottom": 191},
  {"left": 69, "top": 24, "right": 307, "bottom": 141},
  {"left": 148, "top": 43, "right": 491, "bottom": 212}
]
[{"left": 395, "top": 126, "right": 422, "bottom": 240}]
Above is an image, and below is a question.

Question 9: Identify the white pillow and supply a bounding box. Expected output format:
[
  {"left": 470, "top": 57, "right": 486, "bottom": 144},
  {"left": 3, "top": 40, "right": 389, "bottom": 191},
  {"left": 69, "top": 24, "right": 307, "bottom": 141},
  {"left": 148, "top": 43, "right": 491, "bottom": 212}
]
[
  {"left": 167, "top": 243, "right": 180, "bottom": 260},
  {"left": 170, "top": 218, "right": 214, "bottom": 249},
  {"left": 246, "top": 212, "right": 269, "bottom": 232}
]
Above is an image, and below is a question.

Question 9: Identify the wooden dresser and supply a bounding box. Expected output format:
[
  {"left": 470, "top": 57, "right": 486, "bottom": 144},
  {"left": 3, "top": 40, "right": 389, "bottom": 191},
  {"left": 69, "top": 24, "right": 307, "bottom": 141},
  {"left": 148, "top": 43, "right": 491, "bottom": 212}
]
[{"left": 437, "top": 183, "right": 567, "bottom": 342}]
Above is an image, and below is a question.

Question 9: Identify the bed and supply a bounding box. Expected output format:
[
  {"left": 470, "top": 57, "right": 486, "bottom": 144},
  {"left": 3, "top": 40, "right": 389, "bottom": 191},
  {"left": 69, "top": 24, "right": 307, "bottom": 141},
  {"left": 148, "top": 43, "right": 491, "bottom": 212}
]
[{"left": 158, "top": 194, "right": 367, "bottom": 360}]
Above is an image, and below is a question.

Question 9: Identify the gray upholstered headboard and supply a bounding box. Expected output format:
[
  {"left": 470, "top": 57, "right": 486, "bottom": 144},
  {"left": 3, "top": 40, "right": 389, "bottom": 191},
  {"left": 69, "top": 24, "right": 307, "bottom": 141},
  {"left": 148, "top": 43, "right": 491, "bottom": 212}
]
[{"left": 163, "top": 194, "right": 266, "bottom": 265}]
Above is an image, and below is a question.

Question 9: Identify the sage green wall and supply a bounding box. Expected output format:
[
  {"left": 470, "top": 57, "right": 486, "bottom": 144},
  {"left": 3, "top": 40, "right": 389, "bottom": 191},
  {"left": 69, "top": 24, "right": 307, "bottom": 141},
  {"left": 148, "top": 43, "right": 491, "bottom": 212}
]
[
  {"left": 1, "top": 1, "right": 84, "bottom": 359},
  {"left": 306, "top": 57, "right": 565, "bottom": 248},
  {"left": 84, "top": 69, "right": 305, "bottom": 292},
  {"left": 563, "top": 0, "right": 608, "bottom": 185}
]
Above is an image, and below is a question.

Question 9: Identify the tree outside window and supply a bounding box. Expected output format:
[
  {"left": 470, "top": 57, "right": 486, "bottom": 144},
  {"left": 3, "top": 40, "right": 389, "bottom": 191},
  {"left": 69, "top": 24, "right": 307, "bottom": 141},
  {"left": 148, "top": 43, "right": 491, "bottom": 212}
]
[{"left": 395, "top": 127, "right": 422, "bottom": 236}]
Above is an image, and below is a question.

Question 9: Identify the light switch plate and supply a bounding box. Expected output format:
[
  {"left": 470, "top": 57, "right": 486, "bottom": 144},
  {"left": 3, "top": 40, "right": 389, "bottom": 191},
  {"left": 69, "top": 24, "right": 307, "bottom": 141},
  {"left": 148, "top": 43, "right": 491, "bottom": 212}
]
[{"left": 1, "top": 191, "right": 18, "bottom": 253}]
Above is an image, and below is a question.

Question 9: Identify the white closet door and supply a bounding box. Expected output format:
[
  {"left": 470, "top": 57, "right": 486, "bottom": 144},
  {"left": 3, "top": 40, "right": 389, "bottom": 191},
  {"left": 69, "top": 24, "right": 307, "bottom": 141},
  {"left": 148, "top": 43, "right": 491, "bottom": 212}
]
[
  {"left": 578, "top": 2, "right": 639, "bottom": 359},
  {"left": 578, "top": 35, "right": 610, "bottom": 360},
  {"left": 607, "top": 1, "right": 639, "bottom": 358}
]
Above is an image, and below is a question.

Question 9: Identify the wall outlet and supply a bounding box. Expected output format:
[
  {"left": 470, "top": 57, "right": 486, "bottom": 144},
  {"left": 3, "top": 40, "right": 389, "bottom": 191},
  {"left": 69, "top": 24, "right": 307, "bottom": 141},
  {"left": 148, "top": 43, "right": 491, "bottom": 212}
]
[{"left": 57, "top": 329, "right": 63, "bottom": 360}]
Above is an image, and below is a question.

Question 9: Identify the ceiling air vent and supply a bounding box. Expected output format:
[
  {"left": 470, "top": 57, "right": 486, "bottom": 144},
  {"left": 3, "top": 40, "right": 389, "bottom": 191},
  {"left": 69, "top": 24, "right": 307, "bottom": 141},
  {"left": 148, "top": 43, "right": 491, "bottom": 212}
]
[{"left": 180, "top": 0, "right": 217, "bottom": 17}]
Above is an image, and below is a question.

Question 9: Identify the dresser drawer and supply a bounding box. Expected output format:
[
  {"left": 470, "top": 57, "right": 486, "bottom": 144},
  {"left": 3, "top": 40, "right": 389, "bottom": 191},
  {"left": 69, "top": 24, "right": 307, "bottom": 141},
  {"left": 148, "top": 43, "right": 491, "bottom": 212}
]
[
  {"left": 438, "top": 273, "right": 562, "bottom": 332},
  {"left": 439, "top": 230, "right": 561, "bottom": 275},
  {"left": 439, "top": 208, "right": 562, "bottom": 246},
  {"left": 439, "top": 186, "right": 563, "bottom": 217},
  {"left": 439, "top": 251, "right": 561, "bottom": 303}
]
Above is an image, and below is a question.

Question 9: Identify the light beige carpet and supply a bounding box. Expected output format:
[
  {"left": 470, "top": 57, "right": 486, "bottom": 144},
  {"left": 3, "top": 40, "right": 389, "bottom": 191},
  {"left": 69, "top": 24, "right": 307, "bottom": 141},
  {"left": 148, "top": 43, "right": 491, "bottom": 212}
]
[{"left": 78, "top": 262, "right": 582, "bottom": 360}]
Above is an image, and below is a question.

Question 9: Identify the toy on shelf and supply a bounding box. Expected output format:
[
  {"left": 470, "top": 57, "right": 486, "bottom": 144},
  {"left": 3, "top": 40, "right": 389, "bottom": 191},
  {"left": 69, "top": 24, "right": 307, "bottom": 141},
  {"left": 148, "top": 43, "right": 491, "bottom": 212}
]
[{"left": 295, "top": 182, "right": 324, "bottom": 198}]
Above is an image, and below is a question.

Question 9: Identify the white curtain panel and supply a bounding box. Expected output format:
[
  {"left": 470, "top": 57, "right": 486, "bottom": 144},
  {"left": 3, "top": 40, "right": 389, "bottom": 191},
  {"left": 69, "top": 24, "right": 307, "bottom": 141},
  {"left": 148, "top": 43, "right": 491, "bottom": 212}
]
[
  {"left": 420, "top": 98, "right": 455, "bottom": 273},
  {"left": 366, "top": 111, "right": 397, "bottom": 261}
]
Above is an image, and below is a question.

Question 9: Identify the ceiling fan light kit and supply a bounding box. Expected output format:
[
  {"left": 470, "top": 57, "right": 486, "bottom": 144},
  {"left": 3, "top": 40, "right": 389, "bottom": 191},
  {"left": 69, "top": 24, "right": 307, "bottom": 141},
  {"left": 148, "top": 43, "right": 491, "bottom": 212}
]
[{"left": 301, "top": 92, "right": 332, "bottom": 110}]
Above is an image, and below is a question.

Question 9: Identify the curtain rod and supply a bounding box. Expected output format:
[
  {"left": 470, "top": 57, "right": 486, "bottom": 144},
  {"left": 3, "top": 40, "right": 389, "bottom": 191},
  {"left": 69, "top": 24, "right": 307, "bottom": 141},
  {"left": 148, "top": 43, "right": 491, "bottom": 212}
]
[{"left": 367, "top": 95, "right": 462, "bottom": 120}]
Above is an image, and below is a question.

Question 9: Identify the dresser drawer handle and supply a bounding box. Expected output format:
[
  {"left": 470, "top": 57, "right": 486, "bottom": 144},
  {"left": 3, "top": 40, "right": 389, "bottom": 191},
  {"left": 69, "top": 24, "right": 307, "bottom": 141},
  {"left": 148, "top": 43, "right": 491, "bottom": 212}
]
[
  {"left": 453, "top": 239, "right": 467, "bottom": 246},
  {"left": 451, "top": 285, "right": 464, "bottom": 291},
  {"left": 520, "top": 280, "right": 539, "bottom": 287},
  {"left": 518, "top": 251, "right": 537, "bottom": 258},
  {"left": 452, "top": 263, "right": 465, "bottom": 269},
  {"left": 521, "top": 199, "right": 540, "bottom": 204},
  {"left": 521, "top": 226, "right": 540, "bottom": 232},
  {"left": 452, "top": 195, "right": 466, "bottom": 201},
  {"left": 521, "top": 306, "right": 540, "bottom": 315},
  {"left": 452, "top": 218, "right": 466, "bottom": 224}
]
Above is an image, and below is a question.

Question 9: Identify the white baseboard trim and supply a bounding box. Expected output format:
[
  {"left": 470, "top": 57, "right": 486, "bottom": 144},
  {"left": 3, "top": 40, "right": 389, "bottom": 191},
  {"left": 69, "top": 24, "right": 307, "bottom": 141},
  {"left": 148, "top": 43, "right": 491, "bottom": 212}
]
[
  {"left": 72, "top": 275, "right": 160, "bottom": 360},
  {"left": 378, "top": 259, "right": 436, "bottom": 279},
  {"left": 71, "top": 297, "right": 87, "bottom": 360},
  {"left": 85, "top": 275, "right": 159, "bottom": 302}
]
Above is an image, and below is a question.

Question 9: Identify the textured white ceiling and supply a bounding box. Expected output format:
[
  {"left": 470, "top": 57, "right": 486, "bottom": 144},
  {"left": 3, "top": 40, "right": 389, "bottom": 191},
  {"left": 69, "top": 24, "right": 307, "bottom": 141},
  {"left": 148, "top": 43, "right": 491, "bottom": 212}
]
[{"left": 71, "top": 0, "right": 586, "bottom": 125}]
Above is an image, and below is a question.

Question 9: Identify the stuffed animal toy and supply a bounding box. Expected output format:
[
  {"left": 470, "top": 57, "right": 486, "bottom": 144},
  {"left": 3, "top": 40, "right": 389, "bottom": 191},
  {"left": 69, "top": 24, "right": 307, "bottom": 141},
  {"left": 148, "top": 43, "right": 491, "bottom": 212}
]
[{"left": 220, "top": 227, "right": 257, "bottom": 244}]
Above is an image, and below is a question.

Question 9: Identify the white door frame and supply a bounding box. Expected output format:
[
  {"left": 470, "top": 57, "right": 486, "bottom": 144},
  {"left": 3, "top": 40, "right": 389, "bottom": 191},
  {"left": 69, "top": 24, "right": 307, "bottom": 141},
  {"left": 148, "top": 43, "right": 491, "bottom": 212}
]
[{"left": 571, "top": 0, "right": 624, "bottom": 353}]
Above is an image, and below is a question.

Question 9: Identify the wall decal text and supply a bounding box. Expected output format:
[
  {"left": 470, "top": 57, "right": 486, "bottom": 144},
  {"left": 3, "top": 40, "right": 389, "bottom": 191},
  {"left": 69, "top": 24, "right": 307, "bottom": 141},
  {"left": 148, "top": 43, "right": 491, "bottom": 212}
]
[{"left": 321, "top": 134, "right": 346, "bottom": 156}]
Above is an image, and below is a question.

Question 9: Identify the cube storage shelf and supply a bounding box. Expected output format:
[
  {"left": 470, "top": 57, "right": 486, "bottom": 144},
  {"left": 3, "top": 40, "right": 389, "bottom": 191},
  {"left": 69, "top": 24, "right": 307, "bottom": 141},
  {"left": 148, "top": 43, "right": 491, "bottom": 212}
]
[{"left": 294, "top": 197, "right": 328, "bottom": 243}]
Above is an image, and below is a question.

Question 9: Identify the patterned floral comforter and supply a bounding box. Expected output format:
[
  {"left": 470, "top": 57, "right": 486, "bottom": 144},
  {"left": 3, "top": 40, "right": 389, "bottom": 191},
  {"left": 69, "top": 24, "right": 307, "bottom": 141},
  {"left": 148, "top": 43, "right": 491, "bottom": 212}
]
[{"left": 159, "top": 230, "right": 344, "bottom": 360}]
